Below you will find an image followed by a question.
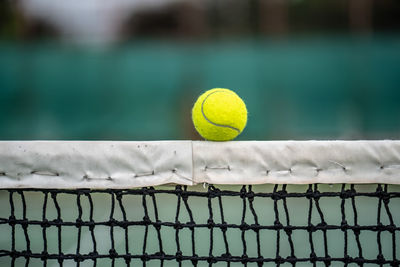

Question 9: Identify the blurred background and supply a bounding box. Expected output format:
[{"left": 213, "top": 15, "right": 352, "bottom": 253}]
[{"left": 0, "top": 0, "right": 400, "bottom": 140}]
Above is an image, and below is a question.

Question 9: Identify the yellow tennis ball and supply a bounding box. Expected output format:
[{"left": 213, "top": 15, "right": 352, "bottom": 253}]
[{"left": 192, "top": 88, "right": 247, "bottom": 141}]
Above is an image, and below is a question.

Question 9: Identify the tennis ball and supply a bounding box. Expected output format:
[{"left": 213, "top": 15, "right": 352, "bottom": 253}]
[{"left": 192, "top": 88, "right": 247, "bottom": 141}]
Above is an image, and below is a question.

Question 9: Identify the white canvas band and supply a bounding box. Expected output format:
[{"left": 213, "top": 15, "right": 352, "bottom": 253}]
[{"left": 0, "top": 140, "right": 399, "bottom": 188}]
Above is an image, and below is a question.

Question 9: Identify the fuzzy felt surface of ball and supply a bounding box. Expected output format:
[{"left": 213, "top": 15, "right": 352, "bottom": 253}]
[{"left": 192, "top": 88, "right": 247, "bottom": 141}]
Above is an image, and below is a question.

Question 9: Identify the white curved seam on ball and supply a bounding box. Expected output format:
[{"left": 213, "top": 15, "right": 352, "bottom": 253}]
[{"left": 200, "top": 90, "right": 241, "bottom": 133}]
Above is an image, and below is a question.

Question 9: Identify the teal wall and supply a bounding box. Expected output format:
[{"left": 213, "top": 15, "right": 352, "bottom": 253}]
[{"left": 1, "top": 35, "right": 400, "bottom": 140}]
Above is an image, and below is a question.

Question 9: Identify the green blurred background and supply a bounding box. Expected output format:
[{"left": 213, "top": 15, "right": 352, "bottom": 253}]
[{"left": 1, "top": 0, "right": 400, "bottom": 140}]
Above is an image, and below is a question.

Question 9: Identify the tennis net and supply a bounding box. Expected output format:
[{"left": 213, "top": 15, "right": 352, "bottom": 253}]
[{"left": 0, "top": 141, "right": 399, "bottom": 267}]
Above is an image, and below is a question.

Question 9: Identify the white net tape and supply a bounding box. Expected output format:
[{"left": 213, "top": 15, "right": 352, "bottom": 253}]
[{"left": 0, "top": 141, "right": 399, "bottom": 188}]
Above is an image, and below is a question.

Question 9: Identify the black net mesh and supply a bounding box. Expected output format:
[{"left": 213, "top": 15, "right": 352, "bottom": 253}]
[{"left": 0, "top": 184, "right": 399, "bottom": 267}]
